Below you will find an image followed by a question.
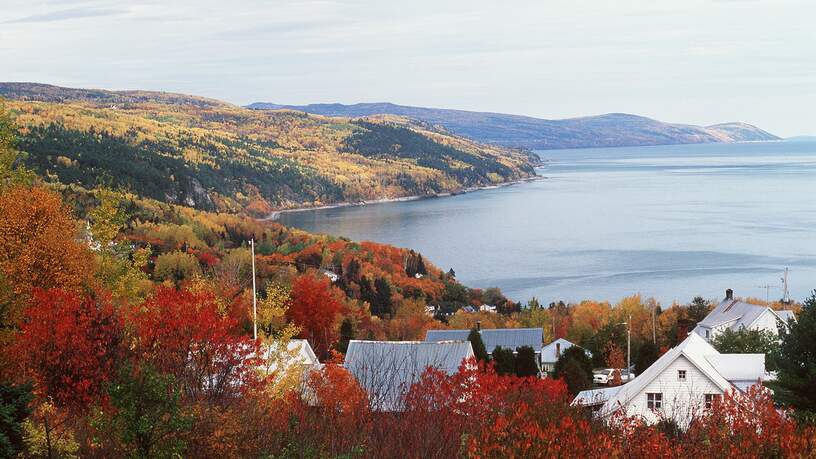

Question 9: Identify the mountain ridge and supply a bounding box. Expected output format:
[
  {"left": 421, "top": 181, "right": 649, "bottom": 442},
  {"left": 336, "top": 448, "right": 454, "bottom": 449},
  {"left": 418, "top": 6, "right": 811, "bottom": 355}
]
[
  {"left": 247, "top": 101, "right": 780, "bottom": 150},
  {"left": 0, "top": 82, "right": 538, "bottom": 214}
]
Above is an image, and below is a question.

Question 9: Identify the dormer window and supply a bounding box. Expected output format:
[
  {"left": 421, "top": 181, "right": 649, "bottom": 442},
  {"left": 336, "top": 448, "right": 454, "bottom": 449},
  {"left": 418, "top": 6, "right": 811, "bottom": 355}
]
[{"left": 678, "top": 369, "right": 687, "bottom": 381}]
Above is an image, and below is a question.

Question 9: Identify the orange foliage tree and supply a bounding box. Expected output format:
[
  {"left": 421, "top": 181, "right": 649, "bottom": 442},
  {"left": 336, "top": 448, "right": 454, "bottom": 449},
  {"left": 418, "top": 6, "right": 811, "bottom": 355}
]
[{"left": 0, "top": 186, "right": 92, "bottom": 327}]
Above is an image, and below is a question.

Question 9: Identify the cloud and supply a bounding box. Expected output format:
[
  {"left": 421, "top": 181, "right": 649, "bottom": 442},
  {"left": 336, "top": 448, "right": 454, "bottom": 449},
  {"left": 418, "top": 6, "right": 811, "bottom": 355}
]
[{"left": 5, "top": 6, "right": 127, "bottom": 24}]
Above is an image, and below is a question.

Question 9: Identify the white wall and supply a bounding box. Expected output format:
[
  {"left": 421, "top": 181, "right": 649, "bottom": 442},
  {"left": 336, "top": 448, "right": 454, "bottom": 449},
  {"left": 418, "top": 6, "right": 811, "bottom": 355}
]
[
  {"left": 622, "top": 355, "right": 724, "bottom": 426},
  {"left": 748, "top": 310, "right": 783, "bottom": 335}
]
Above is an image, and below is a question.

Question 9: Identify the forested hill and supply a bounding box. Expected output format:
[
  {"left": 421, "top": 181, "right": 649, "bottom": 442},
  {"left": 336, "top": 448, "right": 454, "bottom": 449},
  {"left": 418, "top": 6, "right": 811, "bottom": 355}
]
[
  {"left": 0, "top": 83, "right": 538, "bottom": 215},
  {"left": 247, "top": 102, "right": 780, "bottom": 150}
]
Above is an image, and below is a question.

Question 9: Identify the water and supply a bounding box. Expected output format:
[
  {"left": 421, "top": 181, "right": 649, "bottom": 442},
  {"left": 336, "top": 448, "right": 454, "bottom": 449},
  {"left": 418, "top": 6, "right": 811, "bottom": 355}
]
[{"left": 280, "top": 141, "right": 816, "bottom": 305}]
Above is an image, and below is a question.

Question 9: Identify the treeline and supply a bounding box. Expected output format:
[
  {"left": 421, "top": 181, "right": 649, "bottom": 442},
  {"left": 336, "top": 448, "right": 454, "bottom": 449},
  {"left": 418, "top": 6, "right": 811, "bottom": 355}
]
[{"left": 345, "top": 121, "right": 528, "bottom": 186}]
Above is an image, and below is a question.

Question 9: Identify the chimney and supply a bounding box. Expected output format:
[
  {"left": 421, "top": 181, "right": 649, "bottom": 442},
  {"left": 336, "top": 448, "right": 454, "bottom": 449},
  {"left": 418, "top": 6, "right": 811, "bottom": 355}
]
[
  {"left": 476, "top": 321, "right": 481, "bottom": 331},
  {"left": 725, "top": 289, "right": 733, "bottom": 300},
  {"left": 556, "top": 342, "right": 561, "bottom": 358}
]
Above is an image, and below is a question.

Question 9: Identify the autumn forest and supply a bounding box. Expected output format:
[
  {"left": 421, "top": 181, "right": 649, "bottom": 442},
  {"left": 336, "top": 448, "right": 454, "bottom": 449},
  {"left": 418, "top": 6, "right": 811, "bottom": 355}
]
[{"left": 1, "top": 83, "right": 816, "bottom": 458}]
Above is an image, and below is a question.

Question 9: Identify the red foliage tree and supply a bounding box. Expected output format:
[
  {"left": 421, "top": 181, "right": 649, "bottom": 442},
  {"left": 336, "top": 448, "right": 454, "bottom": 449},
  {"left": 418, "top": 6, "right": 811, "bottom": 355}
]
[
  {"left": 287, "top": 274, "right": 344, "bottom": 359},
  {"left": 129, "top": 287, "right": 258, "bottom": 403},
  {"left": 15, "top": 289, "right": 123, "bottom": 413}
]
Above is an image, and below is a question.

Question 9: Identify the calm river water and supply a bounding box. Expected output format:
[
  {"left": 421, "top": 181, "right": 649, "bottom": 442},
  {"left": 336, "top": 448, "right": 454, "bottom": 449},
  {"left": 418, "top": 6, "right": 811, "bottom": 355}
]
[{"left": 280, "top": 141, "right": 816, "bottom": 305}]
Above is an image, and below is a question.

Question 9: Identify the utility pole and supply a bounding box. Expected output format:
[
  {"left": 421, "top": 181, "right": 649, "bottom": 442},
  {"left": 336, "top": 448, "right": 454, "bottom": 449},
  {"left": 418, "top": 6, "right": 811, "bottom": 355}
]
[
  {"left": 627, "top": 314, "right": 631, "bottom": 379},
  {"left": 251, "top": 239, "right": 258, "bottom": 341},
  {"left": 618, "top": 318, "right": 632, "bottom": 380}
]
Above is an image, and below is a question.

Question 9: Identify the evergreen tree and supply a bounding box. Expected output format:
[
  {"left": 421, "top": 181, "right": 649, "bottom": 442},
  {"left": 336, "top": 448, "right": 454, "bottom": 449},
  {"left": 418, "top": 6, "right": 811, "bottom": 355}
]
[
  {"left": 468, "top": 328, "right": 489, "bottom": 362},
  {"left": 771, "top": 292, "right": 815, "bottom": 423},
  {"left": 0, "top": 382, "right": 32, "bottom": 458},
  {"left": 492, "top": 346, "right": 516, "bottom": 375},
  {"left": 359, "top": 276, "right": 375, "bottom": 307},
  {"left": 559, "top": 359, "right": 592, "bottom": 395},
  {"left": 336, "top": 318, "right": 356, "bottom": 354},
  {"left": 344, "top": 258, "right": 361, "bottom": 282},
  {"left": 634, "top": 341, "right": 660, "bottom": 375},
  {"left": 515, "top": 346, "right": 540, "bottom": 378},
  {"left": 553, "top": 346, "right": 593, "bottom": 395},
  {"left": 372, "top": 277, "right": 393, "bottom": 317},
  {"left": 687, "top": 296, "right": 711, "bottom": 323}
]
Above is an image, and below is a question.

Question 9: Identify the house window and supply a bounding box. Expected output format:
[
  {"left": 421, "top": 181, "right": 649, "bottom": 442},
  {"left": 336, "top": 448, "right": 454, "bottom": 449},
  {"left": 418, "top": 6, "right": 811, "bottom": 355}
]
[
  {"left": 705, "top": 329, "right": 710, "bottom": 339},
  {"left": 678, "top": 369, "right": 686, "bottom": 381},
  {"left": 647, "top": 393, "right": 663, "bottom": 410},
  {"left": 704, "top": 393, "right": 721, "bottom": 410}
]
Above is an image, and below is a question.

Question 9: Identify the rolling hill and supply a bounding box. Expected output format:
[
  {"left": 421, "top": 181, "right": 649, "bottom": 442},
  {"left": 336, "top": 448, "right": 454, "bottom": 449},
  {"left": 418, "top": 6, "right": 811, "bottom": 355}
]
[
  {"left": 0, "top": 83, "right": 538, "bottom": 215},
  {"left": 247, "top": 102, "right": 780, "bottom": 150}
]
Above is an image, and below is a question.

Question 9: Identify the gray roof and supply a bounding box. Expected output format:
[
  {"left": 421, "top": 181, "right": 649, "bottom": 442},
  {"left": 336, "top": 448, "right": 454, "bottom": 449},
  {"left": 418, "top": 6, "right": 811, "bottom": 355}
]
[
  {"left": 694, "top": 298, "right": 795, "bottom": 333},
  {"left": 776, "top": 310, "right": 796, "bottom": 323},
  {"left": 344, "top": 340, "right": 474, "bottom": 411},
  {"left": 572, "top": 386, "right": 622, "bottom": 407},
  {"left": 425, "top": 328, "right": 543, "bottom": 354}
]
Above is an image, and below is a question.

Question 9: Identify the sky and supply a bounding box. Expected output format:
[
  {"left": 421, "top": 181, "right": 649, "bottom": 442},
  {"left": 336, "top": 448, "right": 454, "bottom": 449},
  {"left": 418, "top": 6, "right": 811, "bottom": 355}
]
[{"left": 1, "top": 0, "right": 814, "bottom": 136}]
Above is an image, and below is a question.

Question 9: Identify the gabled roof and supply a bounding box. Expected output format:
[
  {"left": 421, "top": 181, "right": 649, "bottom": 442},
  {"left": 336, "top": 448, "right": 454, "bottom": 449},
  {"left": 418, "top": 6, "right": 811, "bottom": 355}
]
[
  {"left": 344, "top": 340, "right": 474, "bottom": 411},
  {"left": 704, "top": 354, "right": 764, "bottom": 381},
  {"left": 257, "top": 339, "right": 321, "bottom": 374},
  {"left": 774, "top": 309, "right": 796, "bottom": 323},
  {"left": 425, "top": 328, "right": 543, "bottom": 354},
  {"left": 695, "top": 298, "right": 794, "bottom": 333},
  {"left": 594, "top": 333, "right": 765, "bottom": 417},
  {"left": 541, "top": 338, "right": 583, "bottom": 363}
]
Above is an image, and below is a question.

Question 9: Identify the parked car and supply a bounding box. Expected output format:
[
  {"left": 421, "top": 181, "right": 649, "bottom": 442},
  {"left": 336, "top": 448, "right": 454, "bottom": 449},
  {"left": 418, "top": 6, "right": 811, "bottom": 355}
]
[{"left": 593, "top": 368, "right": 636, "bottom": 385}]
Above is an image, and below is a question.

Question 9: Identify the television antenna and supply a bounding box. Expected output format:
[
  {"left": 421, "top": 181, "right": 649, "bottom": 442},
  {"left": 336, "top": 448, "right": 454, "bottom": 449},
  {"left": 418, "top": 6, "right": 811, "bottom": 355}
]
[{"left": 757, "top": 283, "right": 778, "bottom": 305}]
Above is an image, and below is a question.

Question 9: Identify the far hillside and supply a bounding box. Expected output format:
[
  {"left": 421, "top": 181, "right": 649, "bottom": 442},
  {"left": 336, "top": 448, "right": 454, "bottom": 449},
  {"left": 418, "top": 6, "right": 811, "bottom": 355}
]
[
  {"left": 0, "top": 83, "right": 538, "bottom": 215},
  {"left": 248, "top": 101, "right": 780, "bottom": 150}
]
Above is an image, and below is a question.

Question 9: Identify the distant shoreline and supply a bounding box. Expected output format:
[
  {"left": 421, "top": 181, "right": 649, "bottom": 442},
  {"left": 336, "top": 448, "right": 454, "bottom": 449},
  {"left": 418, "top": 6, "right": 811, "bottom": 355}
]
[{"left": 262, "top": 175, "right": 544, "bottom": 221}]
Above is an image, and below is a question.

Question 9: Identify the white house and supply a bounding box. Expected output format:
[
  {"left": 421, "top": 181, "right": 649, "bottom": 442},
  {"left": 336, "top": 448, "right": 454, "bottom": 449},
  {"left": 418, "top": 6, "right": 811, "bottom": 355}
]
[
  {"left": 344, "top": 340, "right": 474, "bottom": 411},
  {"left": 572, "top": 332, "right": 767, "bottom": 426},
  {"left": 425, "top": 327, "right": 544, "bottom": 367},
  {"left": 540, "top": 338, "right": 588, "bottom": 373},
  {"left": 693, "top": 289, "right": 796, "bottom": 341}
]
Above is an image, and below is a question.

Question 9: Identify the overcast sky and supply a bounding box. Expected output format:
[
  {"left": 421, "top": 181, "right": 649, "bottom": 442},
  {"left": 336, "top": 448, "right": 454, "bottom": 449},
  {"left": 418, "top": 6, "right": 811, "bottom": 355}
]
[{"left": 1, "top": 0, "right": 814, "bottom": 136}]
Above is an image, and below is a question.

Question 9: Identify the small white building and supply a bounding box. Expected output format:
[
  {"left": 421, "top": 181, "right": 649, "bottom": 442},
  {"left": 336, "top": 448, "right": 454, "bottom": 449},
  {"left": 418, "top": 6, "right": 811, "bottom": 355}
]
[
  {"left": 256, "top": 339, "right": 321, "bottom": 379},
  {"left": 344, "top": 340, "right": 474, "bottom": 411},
  {"left": 540, "top": 338, "right": 587, "bottom": 373},
  {"left": 693, "top": 289, "right": 795, "bottom": 341},
  {"left": 572, "top": 332, "right": 768, "bottom": 426}
]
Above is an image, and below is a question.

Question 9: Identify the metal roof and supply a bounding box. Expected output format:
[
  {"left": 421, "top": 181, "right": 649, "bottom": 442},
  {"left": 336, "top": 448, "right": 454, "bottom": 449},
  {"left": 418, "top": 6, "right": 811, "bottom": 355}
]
[
  {"left": 694, "top": 298, "right": 794, "bottom": 333},
  {"left": 425, "top": 328, "right": 543, "bottom": 354},
  {"left": 344, "top": 340, "right": 474, "bottom": 411},
  {"left": 573, "top": 386, "right": 622, "bottom": 407}
]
